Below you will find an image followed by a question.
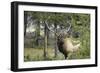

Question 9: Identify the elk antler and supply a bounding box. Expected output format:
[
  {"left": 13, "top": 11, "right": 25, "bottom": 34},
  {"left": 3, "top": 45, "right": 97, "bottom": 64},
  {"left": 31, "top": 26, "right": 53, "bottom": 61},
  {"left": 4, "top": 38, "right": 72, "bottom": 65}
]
[
  {"left": 45, "top": 20, "right": 72, "bottom": 36},
  {"left": 45, "top": 20, "right": 59, "bottom": 36},
  {"left": 61, "top": 22, "right": 72, "bottom": 33},
  {"left": 66, "top": 22, "right": 71, "bottom": 33}
]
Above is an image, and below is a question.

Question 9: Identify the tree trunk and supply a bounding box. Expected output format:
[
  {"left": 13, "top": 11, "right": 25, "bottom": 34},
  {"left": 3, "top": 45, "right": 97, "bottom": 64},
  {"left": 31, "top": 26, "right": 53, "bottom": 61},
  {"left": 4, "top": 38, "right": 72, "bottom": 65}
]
[
  {"left": 54, "top": 24, "right": 58, "bottom": 58},
  {"left": 36, "top": 21, "right": 40, "bottom": 46},
  {"left": 24, "top": 12, "right": 27, "bottom": 36},
  {"left": 44, "top": 21, "right": 48, "bottom": 59}
]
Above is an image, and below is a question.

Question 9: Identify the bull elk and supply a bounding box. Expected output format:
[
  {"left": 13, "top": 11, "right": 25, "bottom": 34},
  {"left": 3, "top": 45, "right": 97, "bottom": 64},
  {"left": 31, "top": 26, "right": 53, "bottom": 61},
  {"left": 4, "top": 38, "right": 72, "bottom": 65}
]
[
  {"left": 45, "top": 21, "right": 80, "bottom": 59},
  {"left": 57, "top": 33, "right": 80, "bottom": 59}
]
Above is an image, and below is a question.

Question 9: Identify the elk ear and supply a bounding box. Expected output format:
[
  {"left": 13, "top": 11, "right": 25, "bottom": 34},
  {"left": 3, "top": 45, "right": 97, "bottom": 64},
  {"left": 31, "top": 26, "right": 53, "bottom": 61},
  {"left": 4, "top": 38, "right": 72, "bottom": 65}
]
[{"left": 56, "top": 34, "right": 60, "bottom": 41}]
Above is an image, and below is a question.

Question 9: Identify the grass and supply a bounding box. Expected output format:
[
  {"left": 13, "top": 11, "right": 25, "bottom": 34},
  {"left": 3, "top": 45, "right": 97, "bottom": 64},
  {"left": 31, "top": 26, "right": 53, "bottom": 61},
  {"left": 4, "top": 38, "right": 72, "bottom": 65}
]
[
  {"left": 24, "top": 48, "right": 65, "bottom": 62},
  {"left": 24, "top": 47, "right": 90, "bottom": 62}
]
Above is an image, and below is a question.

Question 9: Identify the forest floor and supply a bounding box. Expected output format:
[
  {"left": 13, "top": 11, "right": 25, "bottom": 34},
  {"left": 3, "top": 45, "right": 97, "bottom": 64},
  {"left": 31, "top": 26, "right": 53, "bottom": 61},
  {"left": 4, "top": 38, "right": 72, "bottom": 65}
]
[
  {"left": 24, "top": 48, "right": 90, "bottom": 62},
  {"left": 24, "top": 48, "right": 64, "bottom": 62}
]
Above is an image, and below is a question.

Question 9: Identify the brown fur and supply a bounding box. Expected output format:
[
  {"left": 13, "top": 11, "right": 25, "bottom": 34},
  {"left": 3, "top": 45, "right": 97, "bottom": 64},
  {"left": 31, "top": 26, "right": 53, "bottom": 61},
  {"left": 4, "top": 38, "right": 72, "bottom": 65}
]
[{"left": 57, "top": 34, "right": 80, "bottom": 59}]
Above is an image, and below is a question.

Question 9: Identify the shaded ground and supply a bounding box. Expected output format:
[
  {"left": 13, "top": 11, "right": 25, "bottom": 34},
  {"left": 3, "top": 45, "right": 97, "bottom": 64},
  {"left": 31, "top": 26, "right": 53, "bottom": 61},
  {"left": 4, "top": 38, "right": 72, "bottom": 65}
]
[
  {"left": 24, "top": 48, "right": 90, "bottom": 62},
  {"left": 24, "top": 48, "right": 64, "bottom": 62}
]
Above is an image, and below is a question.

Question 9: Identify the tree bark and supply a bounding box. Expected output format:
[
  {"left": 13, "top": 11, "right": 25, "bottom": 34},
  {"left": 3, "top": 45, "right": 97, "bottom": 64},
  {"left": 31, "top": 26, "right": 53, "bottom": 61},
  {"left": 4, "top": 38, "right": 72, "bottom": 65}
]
[
  {"left": 44, "top": 21, "right": 48, "bottom": 59},
  {"left": 24, "top": 12, "right": 27, "bottom": 36},
  {"left": 54, "top": 24, "right": 58, "bottom": 58},
  {"left": 35, "top": 21, "right": 40, "bottom": 46}
]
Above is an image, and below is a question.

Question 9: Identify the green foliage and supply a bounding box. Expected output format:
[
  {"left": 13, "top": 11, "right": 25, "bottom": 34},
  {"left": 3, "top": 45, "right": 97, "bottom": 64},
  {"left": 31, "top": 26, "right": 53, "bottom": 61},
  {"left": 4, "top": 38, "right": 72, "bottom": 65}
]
[{"left": 69, "top": 13, "right": 90, "bottom": 59}]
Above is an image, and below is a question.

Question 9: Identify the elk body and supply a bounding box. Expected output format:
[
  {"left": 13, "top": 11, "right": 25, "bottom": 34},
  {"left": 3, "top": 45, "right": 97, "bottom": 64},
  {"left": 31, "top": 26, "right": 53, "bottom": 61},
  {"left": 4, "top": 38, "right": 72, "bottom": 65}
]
[{"left": 57, "top": 34, "right": 80, "bottom": 59}]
